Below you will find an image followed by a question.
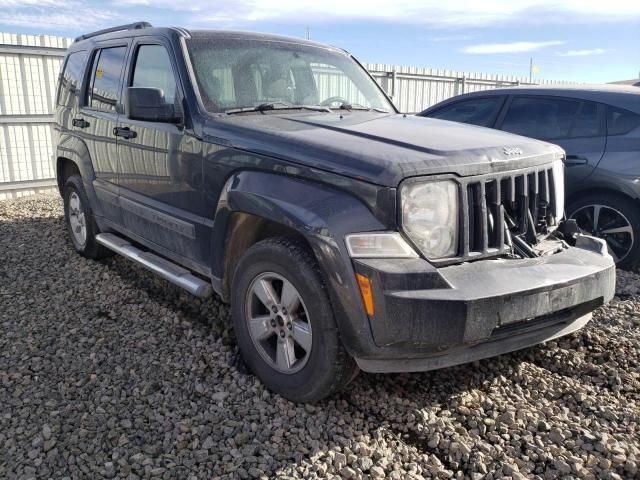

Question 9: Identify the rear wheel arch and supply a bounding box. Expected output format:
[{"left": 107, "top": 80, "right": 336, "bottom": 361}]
[
  {"left": 567, "top": 186, "right": 638, "bottom": 209},
  {"left": 56, "top": 157, "right": 81, "bottom": 194},
  {"left": 567, "top": 188, "right": 640, "bottom": 269}
]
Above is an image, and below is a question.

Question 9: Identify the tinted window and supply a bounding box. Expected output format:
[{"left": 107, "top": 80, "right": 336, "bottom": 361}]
[
  {"left": 429, "top": 97, "right": 502, "bottom": 127},
  {"left": 57, "top": 51, "right": 88, "bottom": 107},
  {"left": 88, "top": 47, "right": 127, "bottom": 112},
  {"left": 501, "top": 97, "right": 580, "bottom": 140},
  {"left": 569, "top": 101, "right": 600, "bottom": 137},
  {"left": 131, "top": 45, "right": 178, "bottom": 104},
  {"left": 607, "top": 106, "right": 640, "bottom": 136}
]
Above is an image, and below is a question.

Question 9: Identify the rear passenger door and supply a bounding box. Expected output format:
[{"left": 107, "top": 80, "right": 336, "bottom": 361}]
[
  {"left": 497, "top": 96, "right": 606, "bottom": 187},
  {"left": 78, "top": 42, "right": 130, "bottom": 222},
  {"left": 116, "top": 39, "right": 207, "bottom": 267}
]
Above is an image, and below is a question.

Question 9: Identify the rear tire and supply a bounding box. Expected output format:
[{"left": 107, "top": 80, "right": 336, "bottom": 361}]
[
  {"left": 568, "top": 193, "right": 640, "bottom": 270},
  {"left": 63, "top": 174, "right": 112, "bottom": 260},
  {"left": 231, "top": 237, "right": 359, "bottom": 403}
]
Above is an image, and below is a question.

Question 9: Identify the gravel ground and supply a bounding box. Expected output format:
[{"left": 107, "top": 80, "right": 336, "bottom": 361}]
[{"left": 1, "top": 195, "right": 639, "bottom": 480}]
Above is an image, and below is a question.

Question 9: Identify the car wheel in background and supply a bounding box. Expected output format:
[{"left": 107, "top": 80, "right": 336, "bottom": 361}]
[
  {"left": 231, "top": 237, "right": 359, "bottom": 403},
  {"left": 568, "top": 193, "right": 640, "bottom": 270}
]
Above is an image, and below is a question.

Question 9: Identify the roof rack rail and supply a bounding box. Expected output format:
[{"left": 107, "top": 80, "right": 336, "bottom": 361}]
[{"left": 74, "top": 22, "right": 153, "bottom": 42}]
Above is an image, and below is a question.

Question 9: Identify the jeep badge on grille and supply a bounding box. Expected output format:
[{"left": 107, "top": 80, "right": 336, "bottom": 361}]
[{"left": 503, "top": 147, "right": 523, "bottom": 156}]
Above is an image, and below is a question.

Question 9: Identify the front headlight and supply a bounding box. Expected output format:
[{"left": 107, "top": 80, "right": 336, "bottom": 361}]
[{"left": 401, "top": 180, "right": 459, "bottom": 259}]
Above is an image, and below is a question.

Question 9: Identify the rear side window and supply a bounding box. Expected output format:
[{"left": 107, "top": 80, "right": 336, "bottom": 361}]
[
  {"left": 87, "top": 46, "right": 127, "bottom": 112},
  {"left": 607, "top": 106, "right": 640, "bottom": 136},
  {"left": 429, "top": 97, "right": 503, "bottom": 127},
  {"left": 131, "top": 45, "right": 178, "bottom": 104},
  {"left": 57, "top": 51, "right": 88, "bottom": 107},
  {"left": 501, "top": 97, "right": 581, "bottom": 140}
]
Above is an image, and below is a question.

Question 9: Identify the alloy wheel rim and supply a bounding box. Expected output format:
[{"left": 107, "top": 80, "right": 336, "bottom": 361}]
[
  {"left": 68, "top": 191, "right": 87, "bottom": 247},
  {"left": 245, "top": 272, "right": 312, "bottom": 374},
  {"left": 570, "top": 204, "right": 634, "bottom": 263}
]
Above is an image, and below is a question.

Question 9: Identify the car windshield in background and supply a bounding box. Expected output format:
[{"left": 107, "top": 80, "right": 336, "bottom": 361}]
[{"left": 186, "top": 37, "right": 393, "bottom": 114}]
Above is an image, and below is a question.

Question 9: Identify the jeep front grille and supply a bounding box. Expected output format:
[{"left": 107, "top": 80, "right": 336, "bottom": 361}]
[{"left": 440, "top": 163, "right": 559, "bottom": 265}]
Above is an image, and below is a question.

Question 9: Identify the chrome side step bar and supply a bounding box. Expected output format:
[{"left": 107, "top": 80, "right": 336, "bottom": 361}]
[{"left": 96, "top": 233, "right": 213, "bottom": 298}]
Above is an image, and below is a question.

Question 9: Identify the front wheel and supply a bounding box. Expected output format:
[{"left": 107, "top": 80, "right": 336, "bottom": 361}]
[
  {"left": 568, "top": 193, "right": 640, "bottom": 270},
  {"left": 231, "top": 237, "right": 358, "bottom": 403}
]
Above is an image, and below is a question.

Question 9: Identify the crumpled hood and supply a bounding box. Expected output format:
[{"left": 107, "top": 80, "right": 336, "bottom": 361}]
[{"left": 203, "top": 112, "right": 563, "bottom": 187}]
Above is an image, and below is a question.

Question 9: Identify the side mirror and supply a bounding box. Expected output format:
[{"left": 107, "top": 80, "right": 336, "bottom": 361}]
[{"left": 125, "top": 87, "right": 182, "bottom": 124}]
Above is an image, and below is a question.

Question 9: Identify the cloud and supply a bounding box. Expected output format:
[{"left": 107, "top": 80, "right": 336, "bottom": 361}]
[
  {"left": 0, "top": 0, "right": 119, "bottom": 31},
  {"left": 556, "top": 48, "right": 607, "bottom": 57},
  {"left": 462, "top": 41, "right": 565, "bottom": 54},
  {"left": 107, "top": 0, "right": 640, "bottom": 27},
  {"left": 2, "top": 0, "right": 640, "bottom": 34},
  {"left": 431, "top": 34, "right": 478, "bottom": 43},
  {"left": 0, "top": 0, "right": 65, "bottom": 6}
]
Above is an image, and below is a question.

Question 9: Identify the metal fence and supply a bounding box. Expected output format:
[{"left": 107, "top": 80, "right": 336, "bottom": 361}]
[
  {"left": 0, "top": 32, "right": 72, "bottom": 199},
  {"left": 0, "top": 32, "right": 574, "bottom": 199},
  {"left": 366, "top": 63, "right": 575, "bottom": 114}
]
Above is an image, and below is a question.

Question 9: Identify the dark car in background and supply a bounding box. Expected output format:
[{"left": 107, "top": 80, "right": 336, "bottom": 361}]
[{"left": 419, "top": 86, "right": 640, "bottom": 269}]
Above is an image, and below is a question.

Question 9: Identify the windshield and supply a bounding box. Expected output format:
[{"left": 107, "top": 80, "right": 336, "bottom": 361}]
[{"left": 186, "top": 37, "right": 394, "bottom": 113}]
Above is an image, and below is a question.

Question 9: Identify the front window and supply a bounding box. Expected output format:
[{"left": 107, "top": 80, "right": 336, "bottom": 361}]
[
  {"left": 131, "top": 44, "right": 178, "bottom": 105},
  {"left": 186, "top": 37, "right": 393, "bottom": 113}
]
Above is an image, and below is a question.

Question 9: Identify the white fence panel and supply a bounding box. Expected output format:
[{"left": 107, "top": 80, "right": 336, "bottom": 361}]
[
  {"left": 0, "top": 32, "right": 71, "bottom": 199},
  {"left": 0, "top": 32, "right": 576, "bottom": 199}
]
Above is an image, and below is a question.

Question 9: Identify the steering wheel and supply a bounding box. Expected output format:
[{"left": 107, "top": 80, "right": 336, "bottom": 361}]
[{"left": 320, "top": 96, "right": 350, "bottom": 107}]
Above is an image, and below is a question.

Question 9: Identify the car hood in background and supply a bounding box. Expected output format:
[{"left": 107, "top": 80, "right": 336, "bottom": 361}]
[{"left": 203, "top": 112, "right": 563, "bottom": 187}]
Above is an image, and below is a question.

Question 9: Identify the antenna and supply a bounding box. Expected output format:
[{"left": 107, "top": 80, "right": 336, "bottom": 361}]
[{"left": 306, "top": 26, "right": 310, "bottom": 40}]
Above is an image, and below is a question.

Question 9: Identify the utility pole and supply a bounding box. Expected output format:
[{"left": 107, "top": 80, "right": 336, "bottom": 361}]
[
  {"left": 529, "top": 57, "right": 533, "bottom": 83},
  {"left": 306, "top": 26, "right": 310, "bottom": 40}
]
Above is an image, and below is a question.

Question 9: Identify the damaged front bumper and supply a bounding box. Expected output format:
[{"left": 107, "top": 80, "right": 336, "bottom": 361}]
[{"left": 352, "top": 236, "right": 616, "bottom": 373}]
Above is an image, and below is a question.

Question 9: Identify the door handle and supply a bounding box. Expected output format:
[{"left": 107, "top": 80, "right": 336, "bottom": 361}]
[
  {"left": 72, "top": 118, "right": 90, "bottom": 128},
  {"left": 113, "top": 127, "right": 137, "bottom": 139},
  {"left": 564, "top": 155, "right": 588, "bottom": 166}
]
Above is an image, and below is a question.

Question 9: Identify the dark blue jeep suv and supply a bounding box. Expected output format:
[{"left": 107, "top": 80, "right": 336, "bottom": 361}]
[{"left": 55, "top": 23, "right": 615, "bottom": 401}]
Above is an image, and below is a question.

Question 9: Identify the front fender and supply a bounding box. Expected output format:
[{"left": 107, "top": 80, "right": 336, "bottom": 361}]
[{"left": 212, "top": 170, "right": 388, "bottom": 356}]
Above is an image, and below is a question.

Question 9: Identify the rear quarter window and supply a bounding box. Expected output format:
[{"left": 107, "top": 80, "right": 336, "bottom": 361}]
[
  {"left": 607, "top": 106, "right": 640, "bottom": 136},
  {"left": 57, "top": 51, "right": 88, "bottom": 107}
]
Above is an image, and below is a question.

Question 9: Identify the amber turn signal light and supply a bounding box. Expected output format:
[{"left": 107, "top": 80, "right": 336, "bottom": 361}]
[{"left": 355, "top": 273, "right": 375, "bottom": 316}]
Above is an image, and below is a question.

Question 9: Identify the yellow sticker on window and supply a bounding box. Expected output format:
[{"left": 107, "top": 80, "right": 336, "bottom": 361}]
[{"left": 96, "top": 67, "right": 104, "bottom": 78}]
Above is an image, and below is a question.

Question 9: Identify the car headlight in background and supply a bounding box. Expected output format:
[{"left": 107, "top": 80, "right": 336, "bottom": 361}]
[
  {"left": 552, "top": 158, "right": 565, "bottom": 222},
  {"left": 401, "top": 180, "right": 459, "bottom": 259}
]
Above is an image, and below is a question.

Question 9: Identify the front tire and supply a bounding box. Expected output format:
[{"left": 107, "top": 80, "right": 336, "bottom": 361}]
[
  {"left": 568, "top": 193, "right": 640, "bottom": 270},
  {"left": 63, "top": 174, "right": 112, "bottom": 260},
  {"left": 231, "top": 237, "right": 358, "bottom": 403}
]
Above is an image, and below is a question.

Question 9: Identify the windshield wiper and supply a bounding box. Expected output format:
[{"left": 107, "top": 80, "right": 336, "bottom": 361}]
[
  {"left": 337, "top": 102, "right": 389, "bottom": 113},
  {"left": 226, "top": 102, "right": 331, "bottom": 115}
]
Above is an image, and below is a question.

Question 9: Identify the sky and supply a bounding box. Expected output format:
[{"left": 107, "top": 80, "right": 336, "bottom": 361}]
[{"left": 0, "top": 0, "right": 638, "bottom": 83}]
